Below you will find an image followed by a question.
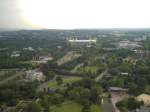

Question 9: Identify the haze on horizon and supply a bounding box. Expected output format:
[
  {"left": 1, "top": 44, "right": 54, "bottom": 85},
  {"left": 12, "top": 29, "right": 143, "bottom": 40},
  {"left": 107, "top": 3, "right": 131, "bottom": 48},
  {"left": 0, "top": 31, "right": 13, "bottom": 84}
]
[{"left": 0, "top": 0, "right": 150, "bottom": 29}]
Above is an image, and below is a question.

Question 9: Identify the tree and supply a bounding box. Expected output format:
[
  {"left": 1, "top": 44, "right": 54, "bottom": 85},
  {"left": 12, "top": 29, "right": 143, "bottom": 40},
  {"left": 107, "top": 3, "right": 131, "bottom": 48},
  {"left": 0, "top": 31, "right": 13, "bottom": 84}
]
[
  {"left": 127, "top": 98, "right": 141, "bottom": 110},
  {"left": 80, "top": 88, "right": 91, "bottom": 99},
  {"left": 24, "top": 101, "right": 42, "bottom": 112},
  {"left": 46, "top": 71, "right": 55, "bottom": 80},
  {"left": 108, "top": 91, "right": 112, "bottom": 99},
  {"left": 0, "top": 89, "right": 16, "bottom": 106},
  {"left": 109, "top": 76, "right": 124, "bottom": 88},
  {"left": 128, "top": 83, "right": 138, "bottom": 95},
  {"left": 41, "top": 95, "right": 50, "bottom": 112},
  {"left": 0, "top": 104, "right": 7, "bottom": 111},
  {"left": 81, "top": 77, "right": 95, "bottom": 88},
  {"left": 82, "top": 101, "right": 91, "bottom": 112},
  {"left": 49, "top": 94, "right": 63, "bottom": 105},
  {"left": 56, "top": 76, "right": 63, "bottom": 85},
  {"left": 68, "top": 90, "right": 80, "bottom": 101},
  {"left": 116, "top": 98, "right": 143, "bottom": 111},
  {"left": 99, "top": 80, "right": 109, "bottom": 91},
  {"left": 90, "top": 87, "right": 102, "bottom": 103}
]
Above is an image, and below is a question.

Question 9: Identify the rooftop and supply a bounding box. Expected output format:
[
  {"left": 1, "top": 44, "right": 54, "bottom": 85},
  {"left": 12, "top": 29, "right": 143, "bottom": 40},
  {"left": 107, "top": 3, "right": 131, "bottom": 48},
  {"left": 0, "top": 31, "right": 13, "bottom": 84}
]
[
  {"left": 109, "top": 87, "right": 128, "bottom": 92},
  {"left": 67, "top": 38, "right": 97, "bottom": 43},
  {"left": 136, "top": 94, "right": 150, "bottom": 106}
]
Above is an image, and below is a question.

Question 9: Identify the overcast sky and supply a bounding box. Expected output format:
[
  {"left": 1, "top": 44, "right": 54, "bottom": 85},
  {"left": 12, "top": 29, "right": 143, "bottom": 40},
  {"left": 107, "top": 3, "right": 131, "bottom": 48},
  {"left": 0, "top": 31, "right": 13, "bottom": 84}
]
[{"left": 0, "top": 0, "right": 150, "bottom": 29}]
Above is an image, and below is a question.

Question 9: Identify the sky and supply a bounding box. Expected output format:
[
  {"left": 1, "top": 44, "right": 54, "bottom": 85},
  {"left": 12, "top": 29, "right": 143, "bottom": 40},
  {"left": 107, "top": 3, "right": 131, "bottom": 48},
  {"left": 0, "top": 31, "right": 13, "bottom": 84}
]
[{"left": 0, "top": 0, "right": 150, "bottom": 29}]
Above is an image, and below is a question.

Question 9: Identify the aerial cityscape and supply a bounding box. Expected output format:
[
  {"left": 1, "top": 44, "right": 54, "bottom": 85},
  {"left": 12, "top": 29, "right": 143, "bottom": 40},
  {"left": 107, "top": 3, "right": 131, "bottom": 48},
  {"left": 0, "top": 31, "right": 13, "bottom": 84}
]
[
  {"left": 0, "top": 0, "right": 150, "bottom": 112},
  {"left": 0, "top": 29, "right": 150, "bottom": 112}
]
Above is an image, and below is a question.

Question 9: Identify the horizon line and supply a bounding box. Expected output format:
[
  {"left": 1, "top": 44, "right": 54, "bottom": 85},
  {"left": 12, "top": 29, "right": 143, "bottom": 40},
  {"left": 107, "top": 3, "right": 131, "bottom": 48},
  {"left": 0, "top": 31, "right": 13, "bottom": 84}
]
[{"left": 1, "top": 27, "right": 150, "bottom": 31}]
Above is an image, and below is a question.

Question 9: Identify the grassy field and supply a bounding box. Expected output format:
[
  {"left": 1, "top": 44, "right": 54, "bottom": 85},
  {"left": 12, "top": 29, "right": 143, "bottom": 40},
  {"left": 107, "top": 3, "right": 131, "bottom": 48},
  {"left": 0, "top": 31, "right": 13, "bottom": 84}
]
[
  {"left": 78, "top": 66, "right": 99, "bottom": 74},
  {"left": 91, "top": 105, "right": 103, "bottom": 112},
  {"left": 48, "top": 76, "right": 82, "bottom": 89},
  {"left": 57, "top": 52, "right": 81, "bottom": 66},
  {"left": 19, "top": 61, "right": 40, "bottom": 67},
  {"left": 0, "top": 70, "right": 16, "bottom": 81},
  {"left": 0, "top": 70, "right": 25, "bottom": 85},
  {"left": 0, "top": 69, "right": 16, "bottom": 75},
  {"left": 51, "top": 101, "right": 102, "bottom": 112}
]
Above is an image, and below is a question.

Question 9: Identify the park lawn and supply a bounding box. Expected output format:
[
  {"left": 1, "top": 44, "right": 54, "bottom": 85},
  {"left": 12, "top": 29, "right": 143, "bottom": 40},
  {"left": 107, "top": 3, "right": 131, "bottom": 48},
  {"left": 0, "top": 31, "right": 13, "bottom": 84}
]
[
  {"left": 19, "top": 61, "right": 40, "bottom": 67},
  {"left": 0, "top": 71, "right": 7, "bottom": 76},
  {"left": 0, "top": 70, "right": 16, "bottom": 81},
  {"left": 78, "top": 66, "right": 99, "bottom": 74},
  {"left": 0, "top": 69, "right": 16, "bottom": 75},
  {"left": 51, "top": 101, "right": 102, "bottom": 112},
  {"left": 48, "top": 76, "right": 82, "bottom": 88},
  {"left": 51, "top": 102, "right": 82, "bottom": 112},
  {"left": 91, "top": 105, "right": 103, "bottom": 112}
]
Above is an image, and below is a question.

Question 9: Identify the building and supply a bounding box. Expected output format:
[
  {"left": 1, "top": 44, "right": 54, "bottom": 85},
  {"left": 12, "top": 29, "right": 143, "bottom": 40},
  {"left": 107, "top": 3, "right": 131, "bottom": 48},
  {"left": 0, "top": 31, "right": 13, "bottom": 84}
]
[
  {"left": 120, "top": 72, "right": 129, "bottom": 76},
  {"left": 33, "top": 54, "right": 53, "bottom": 64},
  {"left": 102, "top": 48, "right": 119, "bottom": 51},
  {"left": 67, "top": 38, "right": 97, "bottom": 43},
  {"left": 11, "top": 53, "right": 20, "bottom": 57},
  {"left": 134, "top": 50, "right": 150, "bottom": 60},
  {"left": 118, "top": 40, "right": 142, "bottom": 49},
  {"left": 26, "top": 70, "right": 45, "bottom": 81},
  {"left": 109, "top": 87, "right": 128, "bottom": 92},
  {"left": 134, "top": 35, "right": 147, "bottom": 42},
  {"left": 23, "top": 46, "right": 34, "bottom": 51},
  {"left": 11, "top": 51, "right": 20, "bottom": 57},
  {"left": 136, "top": 94, "right": 150, "bottom": 106},
  {"left": 67, "top": 37, "right": 97, "bottom": 45}
]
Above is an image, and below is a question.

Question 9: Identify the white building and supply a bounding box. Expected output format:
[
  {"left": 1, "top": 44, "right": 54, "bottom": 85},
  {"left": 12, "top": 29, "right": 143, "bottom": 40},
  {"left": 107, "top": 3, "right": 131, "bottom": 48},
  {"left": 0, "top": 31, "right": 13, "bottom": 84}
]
[
  {"left": 33, "top": 56, "right": 53, "bottom": 64},
  {"left": 26, "top": 70, "right": 45, "bottom": 81},
  {"left": 23, "top": 47, "right": 34, "bottom": 51},
  {"left": 11, "top": 51, "right": 20, "bottom": 57},
  {"left": 120, "top": 72, "right": 129, "bottom": 76},
  {"left": 67, "top": 38, "right": 97, "bottom": 44},
  {"left": 118, "top": 40, "right": 142, "bottom": 49}
]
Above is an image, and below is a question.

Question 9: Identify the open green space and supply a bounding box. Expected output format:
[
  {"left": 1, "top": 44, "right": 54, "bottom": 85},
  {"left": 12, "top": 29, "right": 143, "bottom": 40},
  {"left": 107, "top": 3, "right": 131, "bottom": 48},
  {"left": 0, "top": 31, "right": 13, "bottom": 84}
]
[
  {"left": 48, "top": 76, "right": 82, "bottom": 88},
  {"left": 91, "top": 105, "right": 103, "bottom": 112},
  {"left": 78, "top": 66, "right": 99, "bottom": 74},
  {"left": 19, "top": 61, "right": 40, "bottom": 68},
  {"left": 51, "top": 102, "right": 82, "bottom": 112},
  {"left": 51, "top": 101, "right": 102, "bottom": 112},
  {"left": 0, "top": 70, "right": 16, "bottom": 81}
]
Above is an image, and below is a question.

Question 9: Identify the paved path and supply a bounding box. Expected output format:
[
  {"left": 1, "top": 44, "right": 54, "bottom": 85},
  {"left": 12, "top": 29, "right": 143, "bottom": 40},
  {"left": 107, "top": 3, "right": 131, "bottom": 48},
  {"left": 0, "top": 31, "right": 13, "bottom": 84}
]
[
  {"left": 37, "top": 75, "right": 69, "bottom": 91},
  {"left": 102, "top": 98, "right": 115, "bottom": 112},
  {"left": 37, "top": 75, "right": 57, "bottom": 91},
  {"left": 71, "top": 63, "right": 83, "bottom": 72},
  {"left": 56, "top": 51, "right": 81, "bottom": 65},
  {"left": 111, "top": 92, "right": 129, "bottom": 112},
  {"left": 95, "top": 69, "right": 108, "bottom": 82}
]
